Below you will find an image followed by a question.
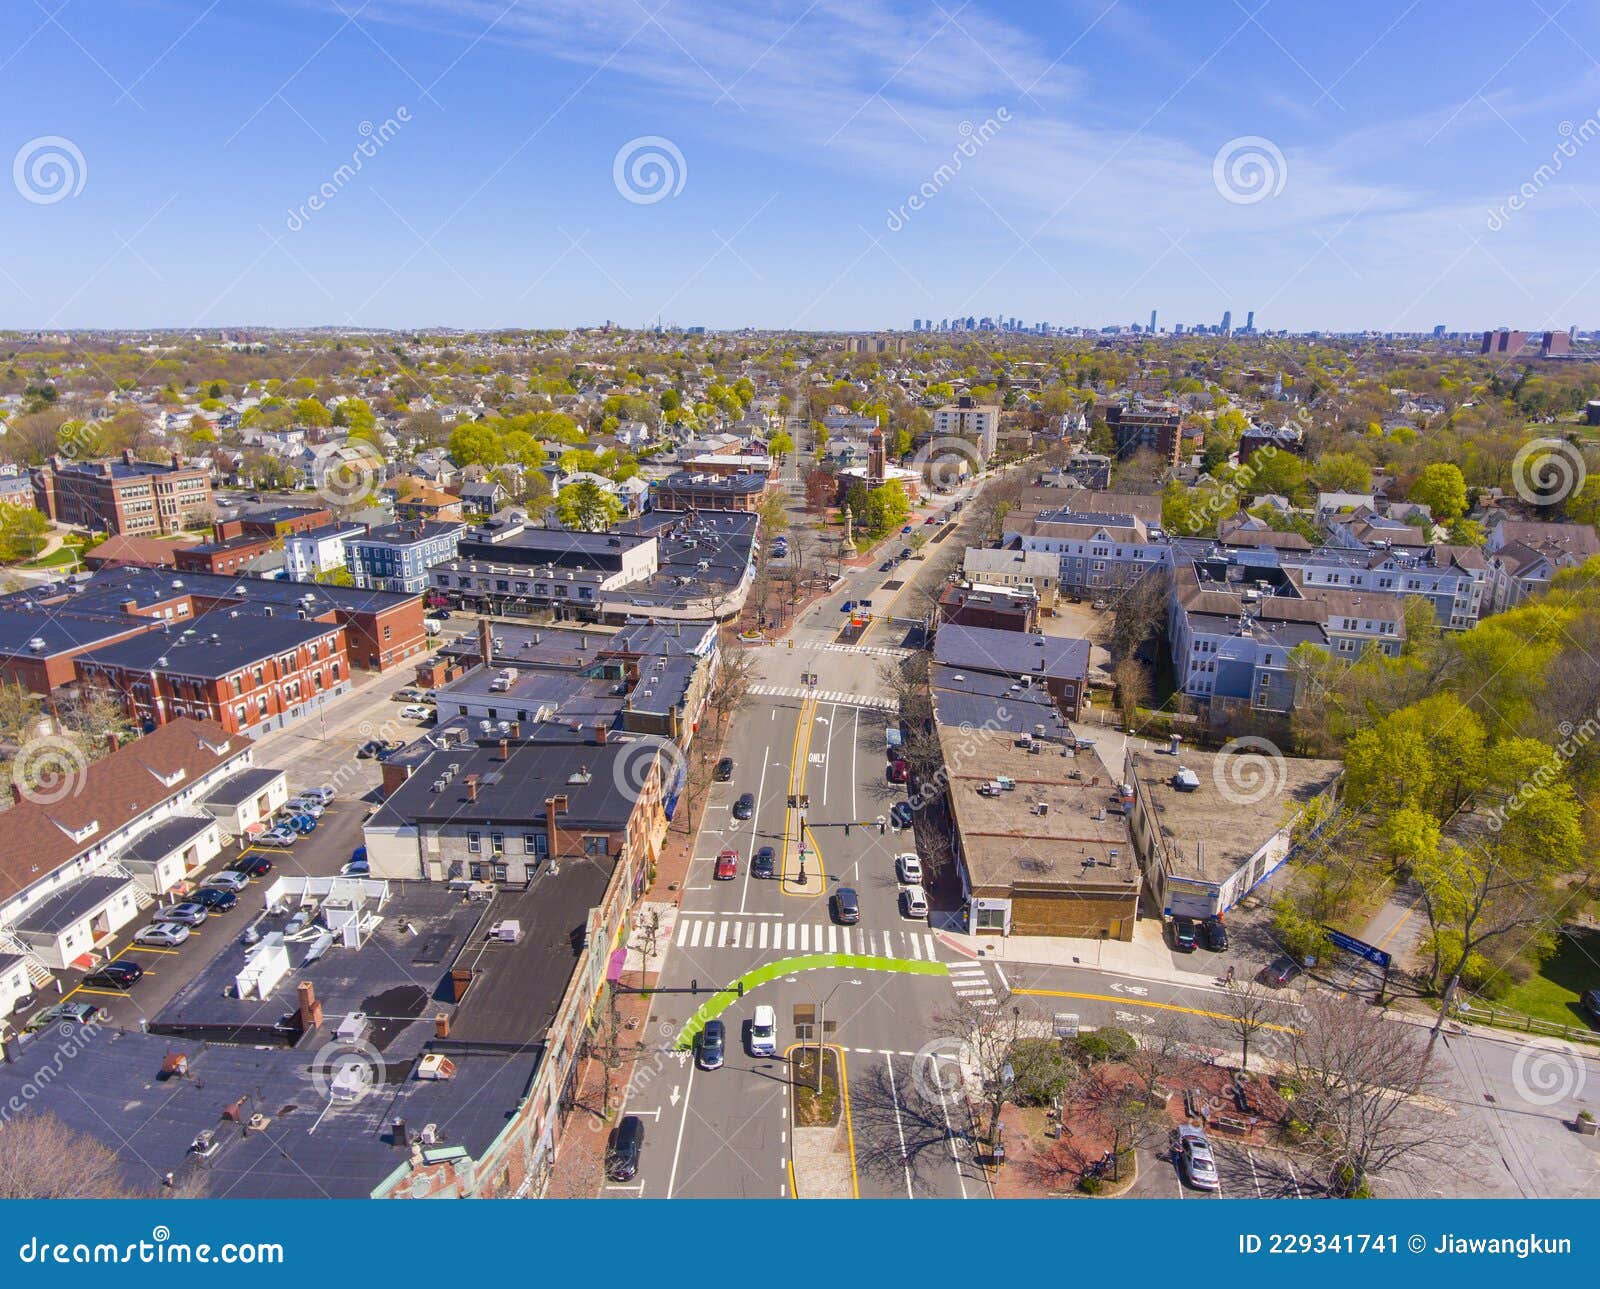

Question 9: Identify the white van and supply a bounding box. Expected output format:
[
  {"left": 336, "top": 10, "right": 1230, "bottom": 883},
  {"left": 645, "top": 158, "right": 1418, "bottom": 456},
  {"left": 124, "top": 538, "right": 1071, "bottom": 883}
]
[{"left": 749, "top": 1004, "right": 777, "bottom": 1056}]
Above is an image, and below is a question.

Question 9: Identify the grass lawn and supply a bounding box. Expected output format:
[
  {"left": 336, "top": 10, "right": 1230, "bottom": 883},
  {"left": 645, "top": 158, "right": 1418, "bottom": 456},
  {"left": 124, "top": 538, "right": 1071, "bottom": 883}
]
[
  {"left": 792, "top": 1048, "right": 841, "bottom": 1127},
  {"left": 20, "top": 545, "right": 80, "bottom": 570},
  {"left": 1495, "top": 927, "right": 1600, "bottom": 1031}
]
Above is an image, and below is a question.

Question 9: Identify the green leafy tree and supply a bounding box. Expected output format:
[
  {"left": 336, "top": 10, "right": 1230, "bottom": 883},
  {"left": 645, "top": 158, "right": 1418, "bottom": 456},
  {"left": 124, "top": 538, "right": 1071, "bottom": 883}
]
[
  {"left": 1408, "top": 462, "right": 1467, "bottom": 520},
  {"left": 555, "top": 480, "right": 623, "bottom": 532}
]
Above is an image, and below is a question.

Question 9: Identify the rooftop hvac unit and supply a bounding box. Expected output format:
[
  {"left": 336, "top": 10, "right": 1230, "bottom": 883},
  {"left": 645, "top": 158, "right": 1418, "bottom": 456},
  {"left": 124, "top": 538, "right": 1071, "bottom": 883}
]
[
  {"left": 336, "top": 1012, "right": 369, "bottom": 1044},
  {"left": 489, "top": 920, "right": 522, "bottom": 943}
]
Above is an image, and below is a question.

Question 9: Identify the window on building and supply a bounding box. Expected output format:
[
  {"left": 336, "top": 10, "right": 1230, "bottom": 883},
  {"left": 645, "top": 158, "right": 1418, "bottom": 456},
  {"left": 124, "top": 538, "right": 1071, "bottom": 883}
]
[
  {"left": 467, "top": 832, "right": 481, "bottom": 853},
  {"left": 583, "top": 835, "right": 608, "bottom": 856},
  {"left": 490, "top": 832, "right": 504, "bottom": 854}
]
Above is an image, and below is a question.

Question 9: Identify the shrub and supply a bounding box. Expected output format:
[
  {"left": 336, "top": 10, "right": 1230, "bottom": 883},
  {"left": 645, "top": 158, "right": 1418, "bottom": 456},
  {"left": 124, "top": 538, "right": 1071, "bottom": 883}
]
[
  {"left": 1078, "top": 1176, "right": 1100, "bottom": 1195},
  {"left": 1071, "top": 1027, "right": 1136, "bottom": 1065}
]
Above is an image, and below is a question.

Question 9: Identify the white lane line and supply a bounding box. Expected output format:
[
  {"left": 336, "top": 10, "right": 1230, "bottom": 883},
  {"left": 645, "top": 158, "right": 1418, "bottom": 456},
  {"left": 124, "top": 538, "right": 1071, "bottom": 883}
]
[
  {"left": 717, "top": 921, "right": 730, "bottom": 948},
  {"left": 934, "top": 1058, "right": 969, "bottom": 1199},
  {"left": 758, "top": 922, "right": 768, "bottom": 950},
  {"left": 884, "top": 1055, "right": 915, "bottom": 1199},
  {"left": 730, "top": 922, "right": 742, "bottom": 949},
  {"left": 909, "top": 934, "right": 923, "bottom": 960},
  {"left": 665, "top": 1056, "right": 697, "bottom": 1199},
  {"left": 741, "top": 743, "right": 769, "bottom": 914},
  {"left": 827, "top": 925, "right": 837, "bottom": 953},
  {"left": 786, "top": 922, "right": 796, "bottom": 951},
  {"left": 851, "top": 705, "right": 859, "bottom": 821},
  {"left": 923, "top": 934, "right": 937, "bottom": 958},
  {"left": 689, "top": 921, "right": 703, "bottom": 949},
  {"left": 993, "top": 964, "right": 1010, "bottom": 993},
  {"left": 676, "top": 918, "right": 690, "bottom": 947}
]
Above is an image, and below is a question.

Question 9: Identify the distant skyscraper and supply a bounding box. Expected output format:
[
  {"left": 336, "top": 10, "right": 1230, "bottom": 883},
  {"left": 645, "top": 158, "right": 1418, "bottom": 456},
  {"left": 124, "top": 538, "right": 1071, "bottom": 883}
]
[
  {"left": 1433, "top": 324, "right": 1446, "bottom": 338},
  {"left": 1221, "top": 309, "right": 1232, "bottom": 334},
  {"left": 1149, "top": 309, "right": 1157, "bottom": 334},
  {"left": 1244, "top": 310, "right": 1254, "bottom": 332}
]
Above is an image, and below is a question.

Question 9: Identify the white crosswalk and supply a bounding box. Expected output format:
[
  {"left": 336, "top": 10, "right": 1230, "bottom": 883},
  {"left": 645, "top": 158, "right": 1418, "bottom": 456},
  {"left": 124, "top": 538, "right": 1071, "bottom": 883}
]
[
  {"left": 947, "top": 959, "right": 999, "bottom": 1009},
  {"left": 818, "top": 642, "right": 911, "bottom": 658},
  {"left": 750, "top": 683, "right": 895, "bottom": 710},
  {"left": 674, "top": 915, "right": 938, "bottom": 960}
]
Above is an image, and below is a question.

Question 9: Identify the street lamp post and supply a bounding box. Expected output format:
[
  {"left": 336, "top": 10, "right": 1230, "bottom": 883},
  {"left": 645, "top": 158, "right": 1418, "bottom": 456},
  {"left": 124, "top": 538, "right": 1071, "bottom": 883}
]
[{"left": 816, "top": 979, "right": 859, "bottom": 1093}]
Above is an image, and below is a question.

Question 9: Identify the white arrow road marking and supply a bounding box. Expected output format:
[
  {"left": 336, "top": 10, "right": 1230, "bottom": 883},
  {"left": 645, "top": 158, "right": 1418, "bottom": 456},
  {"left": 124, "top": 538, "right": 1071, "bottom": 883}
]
[
  {"left": 669, "top": 1086, "right": 681, "bottom": 1107},
  {"left": 1111, "top": 982, "right": 1150, "bottom": 996}
]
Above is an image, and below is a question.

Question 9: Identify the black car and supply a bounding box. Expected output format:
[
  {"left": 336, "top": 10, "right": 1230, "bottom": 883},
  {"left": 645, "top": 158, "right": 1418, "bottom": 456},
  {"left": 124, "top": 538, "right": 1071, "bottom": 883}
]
[
  {"left": 698, "top": 1020, "right": 726, "bottom": 1070},
  {"left": 357, "top": 739, "right": 385, "bottom": 759},
  {"left": 1200, "top": 917, "right": 1228, "bottom": 951},
  {"left": 879, "top": 560, "right": 894, "bottom": 572},
  {"left": 1262, "top": 956, "right": 1301, "bottom": 987},
  {"left": 752, "top": 846, "right": 776, "bottom": 879},
  {"left": 1582, "top": 989, "right": 1600, "bottom": 1025},
  {"left": 434, "top": 609, "right": 451, "bottom": 620},
  {"left": 606, "top": 1115, "right": 644, "bottom": 1182},
  {"left": 732, "top": 792, "right": 755, "bottom": 821},
  {"left": 832, "top": 886, "right": 861, "bottom": 925},
  {"left": 192, "top": 886, "right": 239, "bottom": 912},
  {"left": 713, "top": 757, "right": 734, "bottom": 783},
  {"left": 889, "top": 801, "right": 914, "bottom": 830},
  {"left": 83, "top": 960, "right": 144, "bottom": 990},
  {"left": 235, "top": 855, "right": 274, "bottom": 878},
  {"left": 1171, "top": 916, "right": 1198, "bottom": 953}
]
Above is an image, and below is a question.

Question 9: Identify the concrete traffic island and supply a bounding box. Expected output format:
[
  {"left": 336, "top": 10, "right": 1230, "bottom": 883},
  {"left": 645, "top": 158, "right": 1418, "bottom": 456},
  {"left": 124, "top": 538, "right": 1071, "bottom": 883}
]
[{"left": 788, "top": 1044, "right": 857, "bottom": 1198}]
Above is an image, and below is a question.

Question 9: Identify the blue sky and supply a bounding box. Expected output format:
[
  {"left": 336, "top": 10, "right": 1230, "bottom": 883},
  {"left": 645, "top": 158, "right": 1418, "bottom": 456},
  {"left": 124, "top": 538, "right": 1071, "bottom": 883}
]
[{"left": 3, "top": 0, "right": 1598, "bottom": 332}]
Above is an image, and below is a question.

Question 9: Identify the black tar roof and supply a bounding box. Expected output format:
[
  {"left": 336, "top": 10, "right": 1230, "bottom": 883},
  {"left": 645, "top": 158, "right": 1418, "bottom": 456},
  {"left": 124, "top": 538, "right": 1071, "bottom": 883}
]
[
  {"left": 201, "top": 767, "right": 284, "bottom": 808},
  {"left": 15, "top": 873, "right": 130, "bottom": 935},
  {"left": 933, "top": 623, "right": 1091, "bottom": 680},
  {"left": 79, "top": 614, "right": 337, "bottom": 678},
  {"left": 0, "top": 605, "right": 148, "bottom": 658},
  {"left": 118, "top": 815, "right": 217, "bottom": 866},
  {"left": 355, "top": 521, "right": 464, "bottom": 545}
]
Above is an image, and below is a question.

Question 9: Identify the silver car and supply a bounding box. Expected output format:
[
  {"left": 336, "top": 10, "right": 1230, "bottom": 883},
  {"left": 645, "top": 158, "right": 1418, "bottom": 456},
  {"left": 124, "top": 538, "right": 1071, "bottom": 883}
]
[
  {"left": 1177, "top": 1125, "right": 1219, "bottom": 1190},
  {"left": 134, "top": 922, "right": 191, "bottom": 947},
  {"left": 158, "top": 902, "right": 210, "bottom": 927}
]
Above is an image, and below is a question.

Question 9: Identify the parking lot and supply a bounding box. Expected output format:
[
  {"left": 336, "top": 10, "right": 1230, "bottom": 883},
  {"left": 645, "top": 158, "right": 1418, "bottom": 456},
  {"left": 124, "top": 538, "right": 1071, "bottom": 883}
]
[
  {"left": 38, "top": 786, "right": 375, "bottom": 1035},
  {"left": 1130, "top": 1136, "right": 1315, "bottom": 1199}
]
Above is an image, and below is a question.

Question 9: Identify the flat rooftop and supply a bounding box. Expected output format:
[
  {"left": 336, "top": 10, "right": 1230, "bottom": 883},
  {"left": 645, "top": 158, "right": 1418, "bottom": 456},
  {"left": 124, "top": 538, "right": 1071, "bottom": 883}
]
[
  {"left": 939, "top": 727, "right": 1138, "bottom": 893},
  {"left": 445, "top": 856, "right": 614, "bottom": 1048},
  {"left": 1127, "top": 746, "right": 1343, "bottom": 884}
]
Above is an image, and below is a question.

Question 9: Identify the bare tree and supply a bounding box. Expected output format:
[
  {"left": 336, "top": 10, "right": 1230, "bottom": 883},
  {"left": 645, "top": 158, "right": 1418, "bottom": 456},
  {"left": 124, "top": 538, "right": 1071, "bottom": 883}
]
[
  {"left": 933, "top": 992, "right": 1030, "bottom": 1149},
  {"left": 0, "top": 1113, "right": 148, "bottom": 1197},
  {"left": 0, "top": 682, "right": 42, "bottom": 747},
  {"left": 1111, "top": 657, "right": 1150, "bottom": 725},
  {"left": 1288, "top": 992, "right": 1451, "bottom": 1196},
  {"left": 634, "top": 907, "right": 665, "bottom": 968},
  {"left": 1104, "top": 566, "right": 1172, "bottom": 661},
  {"left": 705, "top": 635, "right": 755, "bottom": 734},
  {"left": 1208, "top": 977, "right": 1288, "bottom": 1072}
]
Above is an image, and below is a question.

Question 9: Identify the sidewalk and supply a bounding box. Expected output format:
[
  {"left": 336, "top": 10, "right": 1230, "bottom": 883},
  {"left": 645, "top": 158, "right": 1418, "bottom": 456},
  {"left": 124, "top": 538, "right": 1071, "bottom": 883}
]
[{"left": 939, "top": 919, "right": 1226, "bottom": 991}]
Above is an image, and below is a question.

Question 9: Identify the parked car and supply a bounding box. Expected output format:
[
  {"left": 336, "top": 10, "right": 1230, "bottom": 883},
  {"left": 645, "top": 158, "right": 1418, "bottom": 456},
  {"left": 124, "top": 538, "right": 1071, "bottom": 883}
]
[
  {"left": 1170, "top": 916, "right": 1198, "bottom": 953},
  {"left": 286, "top": 798, "right": 325, "bottom": 817},
  {"left": 714, "top": 849, "right": 739, "bottom": 881},
  {"left": 713, "top": 757, "right": 734, "bottom": 782},
  {"left": 357, "top": 739, "right": 386, "bottom": 759},
  {"left": 25, "top": 1002, "right": 107, "bottom": 1033},
  {"left": 901, "top": 886, "right": 929, "bottom": 920},
  {"left": 341, "top": 855, "right": 370, "bottom": 877},
  {"left": 297, "top": 786, "right": 335, "bottom": 806},
  {"left": 258, "top": 827, "right": 298, "bottom": 847},
  {"left": 1262, "top": 956, "right": 1301, "bottom": 988},
  {"left": 899, "top": 546, "right": 912, "bottom": 560},
  {"left": 134, "top": 922, "right": 191, "bottom": 947},
  {"left": 399, "top": 704, "right": 432, "bottom": 720},
  {"left": 1176, "top": 1125, "right": 1219, "bottom": 1190},
  {"left": 698, "top": 1019, "right": 726, "bottom": 1071},
  {"left": 896, "top": 852, "right": 923, "bottom": 884},
  {"left": 158, "top": 902, "right": 210, "bottom": 927},
  {"left": 832, "top": 886, "right": 861, "bottom": 925},
  {"left": 606, "top": 1115, "right": 645, "bottom": 1182},
  {"left": 1200, "top": 917, "right": 1228, "bottom": 951},
  {"left": 279, "top": 813, "right": 316, "bottom": 835},
  {"left": 1583, "top": 988, "right": 1600, "bottom": 1024},
  {"left": 889, "top": 801, "right": 914, "bottom": 830},
  {"left": 923, "top": 515, "right": 938, "bottom": 524},
  {"left": 887, "top": 759, "right": 909, "bottom": 784},
  {"left": 234, "top": 855, "right": 274, "bottom": 878},
  {"left": 748, "top": 1004, "right": 778, "bottom": 1056},
  {"left": 84, "top": 961, "right": 144, "bottom": 990},
  {"left": 752, "top": 846, "right": 776, "bottom": 879},
  {"left": 192, "top": 887, "right": 238, "bottom": 913},
  {"left": 393, "top": 688, "right": 424, "bottom": 702},
  {"left": 206, "top": 871, "right": 251, "bottom": 893},
  {"left": 879, "top": 560, "right": 894, "bottom": 572},
  {"left": 732, "top": 792, "right": 755, "bottom": 821}
]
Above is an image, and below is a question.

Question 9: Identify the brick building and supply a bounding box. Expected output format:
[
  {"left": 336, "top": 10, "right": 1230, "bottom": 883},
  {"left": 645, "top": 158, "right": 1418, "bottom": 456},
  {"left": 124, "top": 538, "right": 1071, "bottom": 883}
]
[
  {"left": 32, "top": 451, "right": 213, "bottom": 536},
  {"left": 75, "top": 614, "right": 351, "bottom": 737}
]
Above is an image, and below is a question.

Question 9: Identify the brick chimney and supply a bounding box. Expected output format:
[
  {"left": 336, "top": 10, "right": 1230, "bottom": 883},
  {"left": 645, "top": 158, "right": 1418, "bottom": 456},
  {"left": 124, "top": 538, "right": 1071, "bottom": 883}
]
[
  {"left": 545, "top": 793, "right": 568, "bottom": 858},
  {"left": 509, "top": 720, "right": 521, "bottom": 738},
  {"left": 477, "top": 616, "right": 493, "bottom": 665},
  {"left": 593, "top": 724, "right": 608, "bottom": 745},
  {"left": 465, "top": 773, "right": 479, "bottom": 803},
  {"left": 434, "top": 1013, "right": 451, "bottom": 1040},
  {"left": 296, "top": 980, "right": 323, "bottom": 1033},
  {"left": 498, "top": 737, "right": 509, "bottom": 760}
]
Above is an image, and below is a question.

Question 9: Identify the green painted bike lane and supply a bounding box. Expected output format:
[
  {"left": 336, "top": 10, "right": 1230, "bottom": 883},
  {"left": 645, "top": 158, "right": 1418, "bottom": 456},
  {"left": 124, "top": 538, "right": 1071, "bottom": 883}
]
[{"left": 673, "top": 953, "right": 948, "bottom": 1048}]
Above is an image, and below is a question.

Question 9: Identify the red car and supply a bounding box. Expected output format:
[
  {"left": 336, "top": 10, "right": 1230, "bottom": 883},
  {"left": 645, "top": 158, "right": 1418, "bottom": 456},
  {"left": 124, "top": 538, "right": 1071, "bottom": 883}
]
[
  {"left": 714, "top": 849, "right": 739, "bottom": 880},
  {"left": 923, "top": 515, "right": 938, "bottom": 524},
  {"left": 887, "top": 759, "right": 909, "bottom": 784}
]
